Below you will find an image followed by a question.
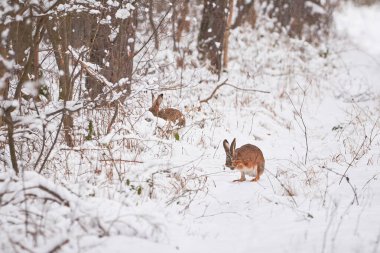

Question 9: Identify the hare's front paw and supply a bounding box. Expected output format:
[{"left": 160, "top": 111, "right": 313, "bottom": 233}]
[
  {"left": 251, "top": 176, "right": 260, "bottom": 182},
  {"left": 233, "top": 178, "right": 246, "bottom": 182}
]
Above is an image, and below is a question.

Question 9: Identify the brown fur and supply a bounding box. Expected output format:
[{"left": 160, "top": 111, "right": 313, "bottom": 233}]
[
  {"left": 149, "top": 94, "right": 186, "bottom": 127},
  {"left": 223, "top": 139, "right": 265, "bottom": 182}
]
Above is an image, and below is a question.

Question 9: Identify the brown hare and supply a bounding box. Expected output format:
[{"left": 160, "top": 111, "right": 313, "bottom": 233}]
[
  {"left": 149, "top": 94, "right": 186, "bottom": 127},
  {"left": 223, "top": 138, "right": 265, "bottom": 182}
]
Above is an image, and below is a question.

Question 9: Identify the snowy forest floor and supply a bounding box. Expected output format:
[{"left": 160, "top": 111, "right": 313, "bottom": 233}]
[{"left": 1, "top": 3, "right": 380, "bottom": 253}]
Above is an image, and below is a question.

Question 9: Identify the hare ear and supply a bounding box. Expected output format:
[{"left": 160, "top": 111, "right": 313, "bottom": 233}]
[
  {"left": 151, "top": 93, "right": 155, "bottom": 103},
  {"left": 223, "top": 140, "right": 230, "bottom": 155},
  {"left": 157, "top": 94, "right": 163, "bottom": 105},
  {"left": 230, "top": 138, "right": 236, "bottom": 157}
]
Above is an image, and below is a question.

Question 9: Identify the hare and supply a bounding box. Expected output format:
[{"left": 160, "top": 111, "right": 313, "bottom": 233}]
[
  {"left": 149, "top": 94, "right": 186, "bottom": 127},
  {"left": 223, "top": 138, "right": 265, "bottom": 182}
]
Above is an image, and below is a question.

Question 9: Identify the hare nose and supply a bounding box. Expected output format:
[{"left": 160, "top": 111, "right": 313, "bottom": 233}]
[{"left": 225, "top": 165, "right": 234, "bottom": 170}]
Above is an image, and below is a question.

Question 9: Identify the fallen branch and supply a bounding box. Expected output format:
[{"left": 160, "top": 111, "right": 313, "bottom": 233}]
[
  {"left": 69, "top": 47, "right": 113, "bottom": 89},
  {"left": 99, "top": 159, "right": 143, "bottom": 163},
  {"left": 200, "top": 79, "right": 270, "bottom": 103}
]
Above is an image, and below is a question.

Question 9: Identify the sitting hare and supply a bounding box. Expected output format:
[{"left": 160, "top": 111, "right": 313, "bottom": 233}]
[
  {"left": 149, "top": 94, "right": 186, "bottom": 127},
  {"left": 223, "top": 138, "right": 265, "bottom": 182}
]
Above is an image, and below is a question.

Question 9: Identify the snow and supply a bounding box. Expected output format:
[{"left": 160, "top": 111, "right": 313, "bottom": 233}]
[
  {"left": 1, "top": 2, "right": 380, "bottom": 253},
  {"left": 21, "top": 80, "right": 40, "bottom": 97},
  {"left": 306, "top": 1, "right": 326, "bottom": 15},
  {"left": 115, "top": 8, "right": 130, "bottom": 20},
  {"left": 115, "top": 3, "right": 135, "bottom": 20}
]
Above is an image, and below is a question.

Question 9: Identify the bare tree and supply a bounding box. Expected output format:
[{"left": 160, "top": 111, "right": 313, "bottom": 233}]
[
  {"left": 223, "top": 0, "right": 234, "bottom": 70},
  {"left": 86, "top": 4, "right": 137, "bottom": 103},
  {"left": 46, "top": 15, "right": 75, "bottom": 147},
  {"left": 148, "top": 0, "right": 160, "bottom": 49},
  {"left": 197, "top": 0, "right": 228, "bottom": 75},
  {"left": 261, "top": 0, "right": 331, "bottom": 41},
  {"left": 0, "top": 1, "right": 51, "bottom": 173},
  {"left": 232, "top": 0, "right": 256, "bottom": 29},
  {"left": 176, "top": 0, "right": 191, "bottom": 43}
]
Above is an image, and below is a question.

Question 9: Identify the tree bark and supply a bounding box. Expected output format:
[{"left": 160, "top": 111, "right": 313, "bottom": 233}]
[
  {"left": 232, "top": 0, "right": 256, "bottom": 29},
  {"left": 262, "top": 0, "right": 329, "bottom": 41},
  {"left": 87, "top": 7, "right": 137, "bottom": 102},
  {"left": 148, "top": 0, "right": 159, "bottom": 49},
  {"left": 223, "top": 0, "right": 234, "bottom": 70},
  {"left": 46, "top": 17, "right": 75, "bottom": 147},
  {"left": 176, "top": 0, "right": 190, "bottom": 43},
  {"left": 4, "top": 108, "right": 19, "bottom": 175},
  {"left": 197, "top": 0, "right": 228, "bottom": 75}
]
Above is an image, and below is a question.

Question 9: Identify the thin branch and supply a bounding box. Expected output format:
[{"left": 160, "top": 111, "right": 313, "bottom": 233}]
[
  {"left": 134, "top": 6, "right": 172, "bottom": 57},
  {"left": 99, "top": 159, "right": 143, "bottom": 163},
  {"left": 286, "top": 91, "right": 309, "bottom": 165},
  {"left": 265, "top": 169, "right": 298, "bottom": 207},
  {"left": 69, "top": 47, "right": 113, "bottom": 88},
  {"left": 38, "top": 103, "right": 66, "bottom": 174},
  {"left": 200, "top": 79, "right": 270, "bottom": 103},
  {"left": 33, "top": 100, "right": 46, "bottom": 171},
  {"left": 47, "top": 238, "right": 69, "bottom": 253},
  {"left": 323, "top": 166, "right": 359, "bottom": 205},
  {"left": 339, "top": 135, "right": 367, "bottom": 185},
  {"left": 3, "top": 107, "right": 19, "bottom": 175}
]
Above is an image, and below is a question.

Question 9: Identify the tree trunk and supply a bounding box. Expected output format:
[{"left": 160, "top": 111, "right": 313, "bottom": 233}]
[
  {"left": 232, "top": 0, "right": 256, "bottom": 29},
  {"left": 87, "top": 8, "right": 137, "bottom": 102},
  {"left": 114, "top": 8, "right": 137, "bottom": 102},
  {"left": 263, "top": 0, "right": 329, "bottom": 41},
  {"left": 223, "top": 0, "right": 234, "bottom": 70},
  {"left": 4, "top": 108, "right": 19, "bottom": 175},
  {"left": 0, "top": 36, "right": 10, "bottom": 127},
  {"left": 46, "top": 17, "right": 75, "bottom": 147},
  {"left": 197, "top": 0, "right": 228, "bottom": 75},
  {"left": 148, "top": 0, "right": 159, "bottom": 49},
  {"left": 176, "top": 0, "right": 190, "bottom": 43}
]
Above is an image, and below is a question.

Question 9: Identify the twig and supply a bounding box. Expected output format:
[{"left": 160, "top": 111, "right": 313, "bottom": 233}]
[
  {"left": 21, "top": 169, "right": 29, "bottom": 239},
  {"left": 323, "top": 166, "right": 359, "bottom": 205},
  {"left": 22, "top": 185, "right": 71, "bottom": 207},
  {"left": 200, "top": 79, "right": 270, "bottom": 103},
  {"left": 48, "top": 238, "right": 69, "bottom": 253},
  {"left": 134, "top": 6, "right": 172, "bottom": 57},
  {"left": 362, "top": 173, "right": 379, "bottom": 190},
  {"left": 3, "top": 106, "right": 19, "bottom": 175},
  {"left": 195, "top": 211, "right": 247, "bottom": 219},
  {"left": 38, "top": 103, "right": 66, "bottom": 174},
  {"left": 265, "top": 169, "right": 298, "bottom": 207},
  {"left": 99, "top": 159, "right": 143, "bottom": 163},
  {"left": 33, "top": 101, "right": 46, "bottom": 171},
  {"left": 339, "top": 135, "right": 367, "bottom": 185},
  {"left": 286, "top": 91, "right": 309, "bottom": 165},
  {"left": 69, "top": 48, "right": 113, "bottom": 88},
  {"left": 373, "top": 229, "right": 380, "bottom": 253},
  {"left": 10, "top": 239, "right": 35, "bottom": 253},
  {"left": 107, "top": 102, "right": 119, "bottom": 134},
  {"left": 321, "top": 203, "right": 337, "bottom": 253}
]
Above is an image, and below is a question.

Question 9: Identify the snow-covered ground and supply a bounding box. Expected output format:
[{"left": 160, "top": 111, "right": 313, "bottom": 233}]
[
  {"left": 93, "top": 4, "right": 380, "bottom": 252},
  {"left": 1, "top": 3, "right": 380, "bottom": 253}
]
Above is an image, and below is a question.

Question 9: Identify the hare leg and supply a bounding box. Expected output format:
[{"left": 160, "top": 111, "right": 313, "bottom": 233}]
[
  {"left": 252, "top": 163, "right": 264, "bottom": 182},
  {"left": 251, "top": 175, "right": 260, "bottom": 182},
  {"left": 233, "top": 171, "right": 246, "bottom": 182}
]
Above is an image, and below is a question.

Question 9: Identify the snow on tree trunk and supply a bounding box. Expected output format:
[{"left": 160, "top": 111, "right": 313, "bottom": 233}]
[
  {"left": 197, "top": 0, "right": 228, "bottom": 75},
  {"left": 262, "top": 0, "right": 331, "bottom": 42}
]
